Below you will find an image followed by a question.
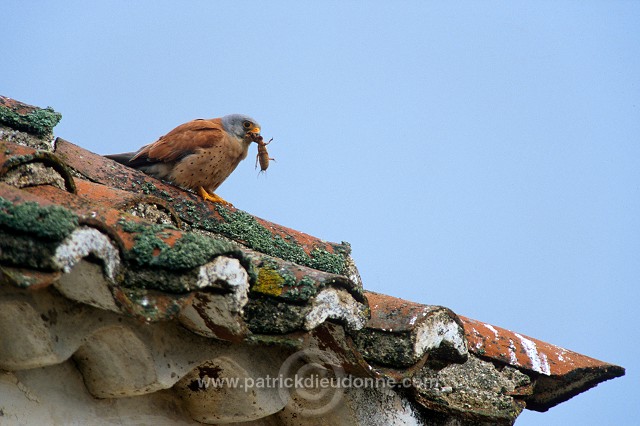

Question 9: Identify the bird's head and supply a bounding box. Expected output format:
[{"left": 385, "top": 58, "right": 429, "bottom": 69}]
[{"left": 221, "top": 114, "right": 261, "bottom": 142}]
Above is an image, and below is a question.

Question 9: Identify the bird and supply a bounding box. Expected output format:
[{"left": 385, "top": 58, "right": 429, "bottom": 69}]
[{"left": 105, "top": 114, "right": 261, "bottom": 205}]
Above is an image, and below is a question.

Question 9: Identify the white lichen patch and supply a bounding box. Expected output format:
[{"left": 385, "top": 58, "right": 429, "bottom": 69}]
[
  {"left": 53, "top": 227, "right": 120, "bottom": 279},
  {"left": 540, "top": 352, "right": 550, "bottom": 374},
  {"left": 304, "top": 288, "right": 367, "bottom": 331},
  {"left": 197, "top": 257, "right": 249, "bottom": 312},
  {"left": 514, "top": 332, "right": 551, "bottom": 376},
  {"left": 414, "top": 311, "right": 468, "bottom": 359},
  {"left": 409, "top": 311, "right": 428, "bottom": 326},
  {"left": 557, "top": 349, "right": 570, "bottom": 362},
  {"left": 484, "top": 323, "right": 499, "bottom": 339},
  {"left": 508, "top": 339, "right": 518, "bottom": 365}
]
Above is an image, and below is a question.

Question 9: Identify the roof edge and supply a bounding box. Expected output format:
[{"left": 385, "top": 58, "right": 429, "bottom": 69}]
[{"left": 0, "top": 95, "right": 61, "bottom": 137}]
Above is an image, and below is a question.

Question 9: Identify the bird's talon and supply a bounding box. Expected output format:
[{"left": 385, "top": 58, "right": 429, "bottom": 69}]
[{"left": 198, "top": 187, "right": 233, "bottom": 206}]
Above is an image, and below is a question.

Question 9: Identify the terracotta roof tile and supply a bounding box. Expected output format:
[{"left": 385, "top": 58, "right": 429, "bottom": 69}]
[
  {"left": 0, "top": 265, "right": 62, "bottom": 290},
  {"left": 73, "top": 179, "right": 182, "bottom": 228},
  {"left": 354, "top": 291, "right": 468, "bottom": 368},
  {"left": 0, "top": 140, "right": 75, "bottom": 192},
  {"left": 0, "top": 95, "right": 61, "bottom": 137},
  {"left": 55, "top": 137, "right": 356, "bottom": 279},
  {"left": 460, "top": 315, "right": 625, "bottom": 411},
  {"left": 0, "top": 99, "right": 625, "bottom": 424}
]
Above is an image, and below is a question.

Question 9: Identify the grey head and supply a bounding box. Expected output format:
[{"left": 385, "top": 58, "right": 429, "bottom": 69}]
[{"left": 221, "top": 114, "right": 261, "bottom": 140}]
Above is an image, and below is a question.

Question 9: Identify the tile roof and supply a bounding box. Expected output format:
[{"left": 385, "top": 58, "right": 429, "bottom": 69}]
[
  {"left": 460, "top": 316, "right": 624, "bottom": 411},
  {"left": 0, "top": 95, "right": 61, "bottom": 150},
  {"left": 0, "top": 95, "right": 624, "bottom": 425}
]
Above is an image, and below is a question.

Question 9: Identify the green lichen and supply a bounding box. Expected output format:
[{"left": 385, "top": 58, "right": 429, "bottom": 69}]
[
  {"left": 259, "top": 257, "right": 281, "bottom": 271},
  {"left": 199, "top": 205, "right": 346, "bottom": 275},
  {"left": 162, "top": 233, "right": 236, "bottom": 269},
  {"left": 118, "top": 218, "right": 237, "bottom": 269},
  {"left": 243, "top": 297, "right": 307, "bottom": 334},
  {"left": 281, "top": 275, "right": 317, "bottom": 300},
  {"left": 0, "top": 233, "right": 60, "bottom": 270},
  {"left": 307, "top": 248, "right": 346, "bottom": 274},
  {"left": 0, "top": 197, "right": 78, "bottom": 240},
  {"left": 351, "top": 330, "right": 417, "bottom": 367},
  {"left": 171, "top": 198, "right": 204, "bottom": 222},
  {"left": 128, "top": 185, "right": 350, "bottom": 276},
  {"left": 159, "top": 190, "right": 174, "bottom": 202},
  {"left": 0, "top": 105, "right": 61, "bottom": 137},
  {"left": 140, "top": 181, "right": 157, "bottom": 194},
  {"left": 334, "top": 241, "right": 352, "bottom": 256}
]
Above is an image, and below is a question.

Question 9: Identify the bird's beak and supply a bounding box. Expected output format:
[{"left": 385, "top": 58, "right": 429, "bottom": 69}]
[{"left": 252, "top": 127, "right": 261, "bottom": 135}]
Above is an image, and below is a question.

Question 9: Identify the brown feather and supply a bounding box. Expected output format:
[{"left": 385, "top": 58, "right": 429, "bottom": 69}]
[
  {"left": 168, "top": 133, "right": 249, "bottom": 192},
  {"left": 131, "top": 118, "right": 225, "bottom": 163},
  {"left": 107, "top": 116, "right": 255, "bottom": 200}
]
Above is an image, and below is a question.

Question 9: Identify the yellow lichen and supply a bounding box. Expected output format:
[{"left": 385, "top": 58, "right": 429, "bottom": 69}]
[{"left": 254, "top": 268, "right": 285, "bottom": 297}]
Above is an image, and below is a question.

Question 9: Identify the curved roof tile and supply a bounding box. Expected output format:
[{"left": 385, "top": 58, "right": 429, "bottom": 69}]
[{"left": 0, "top": 96, "right": 624, "bottom": 424}]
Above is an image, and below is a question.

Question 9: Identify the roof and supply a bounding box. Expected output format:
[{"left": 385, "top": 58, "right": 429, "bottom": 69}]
[{"left": 0, "top": 95, "right": 624, "bottom": 425}]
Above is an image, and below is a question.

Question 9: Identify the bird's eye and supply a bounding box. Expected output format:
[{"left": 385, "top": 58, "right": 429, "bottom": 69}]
[{"left": 242, "top": 121, "right": 252, "bottom": 129}]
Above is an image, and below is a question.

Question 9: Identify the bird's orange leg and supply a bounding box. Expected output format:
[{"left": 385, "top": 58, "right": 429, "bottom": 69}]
[{"left": 198, "top": 186, "right": 232, "bottom": 206}]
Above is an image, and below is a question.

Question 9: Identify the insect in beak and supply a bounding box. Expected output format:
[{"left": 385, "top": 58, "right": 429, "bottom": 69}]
[{"left": 255, "top": 137, "right": 275, "bottom": 173}]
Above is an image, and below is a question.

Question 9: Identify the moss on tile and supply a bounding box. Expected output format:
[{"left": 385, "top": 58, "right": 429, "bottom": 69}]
[
  {"left": 0, "top": 231, "right": 61, "bottom": 270},
  {"left": 281, "top": 275, "right": 318, "bottom": 300},
  {"left": 159, "top": 189, "right": 174, "bottom": 202},
  {"left": 197, "top": 205, "right": 347, "bottom": 275},
  {"left": 171, "top": 198, "right": 203, "bottom": 222},
  {"left": 122, "top": 267, "right": 200, "bottom": 293},
  {"left": 127, "top": 183, "right": 352, "bottom": 277},
  {"left": 140, "top": 181, "right": 157, "bottom": 194},
  {"left": 0, "top": 197, "right": 78, "bottom": 240},
  {"left": 414, "top": 355, "right": 527, "bottom": 422},
  {"left": 351, "top": 329, "right": 417, "bottom": 368},
  {"left": 307, "top": 248, "right": 346, "bottom": 274},
  {"left": 118, "top": 218, "right": 238, "bottom": 270},
  {"left": 165, "top": 233, "right": 238, "bottom": 269},
  {"left": 243, "top": 297, "right": 307, "bottom": 334},
  {"left": 0, "top": 105, "right": 61, "bottom": 137}
]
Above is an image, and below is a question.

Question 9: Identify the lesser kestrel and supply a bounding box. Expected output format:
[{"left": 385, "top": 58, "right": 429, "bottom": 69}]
[{"left": 106, "top": 114, "right": 261, "bottom": 205}]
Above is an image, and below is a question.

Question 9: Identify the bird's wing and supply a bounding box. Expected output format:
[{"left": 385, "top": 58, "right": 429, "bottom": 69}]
[{"left": 131, "top": 118, "right": 226, "bottom": 164}]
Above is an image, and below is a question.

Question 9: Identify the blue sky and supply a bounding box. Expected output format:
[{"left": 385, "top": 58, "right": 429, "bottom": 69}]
[{"left": 5, "top": 1, "right": 638, "bottom": 424}]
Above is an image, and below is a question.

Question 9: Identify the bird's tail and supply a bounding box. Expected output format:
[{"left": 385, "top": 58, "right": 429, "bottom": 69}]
[{"left": 104, "top": 152, "right": 137, "bottom": 166}]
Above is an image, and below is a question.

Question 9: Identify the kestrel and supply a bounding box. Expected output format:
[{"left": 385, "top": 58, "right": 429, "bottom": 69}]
[{"left": 106, "top": 114, "right": 261, "bottom": 205}]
